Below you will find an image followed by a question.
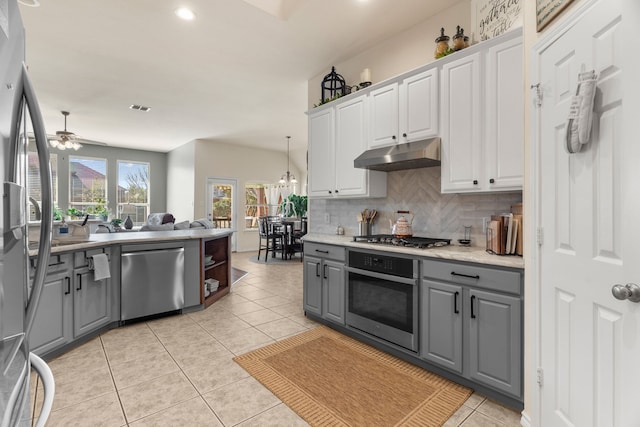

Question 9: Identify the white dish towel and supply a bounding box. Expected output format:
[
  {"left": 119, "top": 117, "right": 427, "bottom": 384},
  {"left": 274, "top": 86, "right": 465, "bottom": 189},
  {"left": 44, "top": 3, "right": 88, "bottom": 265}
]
[{"left": 91, "top": 253, "right": 111, "bottom": 281}]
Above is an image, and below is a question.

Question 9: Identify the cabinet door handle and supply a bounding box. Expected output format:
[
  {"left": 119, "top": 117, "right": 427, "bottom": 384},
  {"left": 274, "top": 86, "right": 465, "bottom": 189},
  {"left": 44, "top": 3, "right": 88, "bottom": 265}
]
[
  {"left": 76, "top": 274, "right": 82, "bottom": 291},
  {"left": 402, "top": 133, "right": 407, "bottom": 138},
  {"left": 470, "top": 295, "right": 477, "bottom": 319},
  {"left": 392, "top": 135, "right": 397, "bottom": 140},
  {"left": 489, "top": 178, "right": 495, "bottom": 184},
  {"left": 451, "top": 271, "right": 480, "bottom": 280},
  {"left": 65, "top": 277, "right": 71, "bottom": 295},
  {"left": 316, "top": 263, "right": 320, "bottom": 277},
  {"left": 323, "top": 264, "right": 328, "bottom": 279},
  {"left": 335, "top": 189, "right": 339, "bottom": 193},
  {"left": 473, "top": 180, "right": 478, "bottom": 185},
  {"left": 454, "top": 291, "right": 459, "bottom": 314}
]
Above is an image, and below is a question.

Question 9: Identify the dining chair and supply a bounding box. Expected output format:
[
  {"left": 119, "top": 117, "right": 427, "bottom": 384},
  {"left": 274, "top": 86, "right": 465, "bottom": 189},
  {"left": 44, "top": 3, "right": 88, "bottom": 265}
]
[
  {"left": 257, "top": 216, "right": 284, "bottom": 262},
  {"left": 282, "top": 219, "right": 306, "bottom": 261}
]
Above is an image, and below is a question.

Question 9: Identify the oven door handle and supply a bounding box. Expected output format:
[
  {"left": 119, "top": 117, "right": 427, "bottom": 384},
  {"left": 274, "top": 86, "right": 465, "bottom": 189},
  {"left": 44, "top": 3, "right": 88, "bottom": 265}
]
[{"left": 346, "top": 266, "right": 418, "bottom": 286}]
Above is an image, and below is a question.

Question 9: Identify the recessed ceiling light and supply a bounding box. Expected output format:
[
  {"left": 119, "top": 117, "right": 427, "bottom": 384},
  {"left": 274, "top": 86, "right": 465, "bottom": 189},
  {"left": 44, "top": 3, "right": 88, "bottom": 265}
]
[{"left": 175, "top": 7, "right": 195, "bottom": 21}]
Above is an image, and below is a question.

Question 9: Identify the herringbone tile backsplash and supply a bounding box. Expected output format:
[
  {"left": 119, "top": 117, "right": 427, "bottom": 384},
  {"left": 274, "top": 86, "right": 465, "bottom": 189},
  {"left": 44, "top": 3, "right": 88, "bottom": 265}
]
[{"left": 309, "top": 167, "right": 522, "bottom": 246}]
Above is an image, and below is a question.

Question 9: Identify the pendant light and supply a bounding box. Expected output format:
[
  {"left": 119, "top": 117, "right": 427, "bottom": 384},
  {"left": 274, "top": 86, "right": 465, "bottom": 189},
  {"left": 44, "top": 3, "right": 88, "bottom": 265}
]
[{"left": 279, "top": 136, "right": 297, "bottom": 185}]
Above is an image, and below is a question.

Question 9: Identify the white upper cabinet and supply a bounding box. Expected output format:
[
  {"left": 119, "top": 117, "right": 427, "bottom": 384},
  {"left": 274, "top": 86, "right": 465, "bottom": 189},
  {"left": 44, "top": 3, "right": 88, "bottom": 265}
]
[
  {"left": 484, "top": 36, "right": 523, "bottom": 191},
  {"left": 369, "top": 69, "right": 439, "bottom": 149},
  {"left": 308, "top": 95, "right": 386, "bottom": 199},
  {"left": 399, "top": 69, "right": 439, "bottom": 142},
  {"left": 441, "top": 31, "right": 523, "bottom": 193},
  {"left": 308, "top": 107, "right": 335, "bottom": 197},
  {"left": 369, "top": 83, "right": 399, "bottom": 148},
  {"left": 440, "top": 52, "right": 483, "bottom": 193}
]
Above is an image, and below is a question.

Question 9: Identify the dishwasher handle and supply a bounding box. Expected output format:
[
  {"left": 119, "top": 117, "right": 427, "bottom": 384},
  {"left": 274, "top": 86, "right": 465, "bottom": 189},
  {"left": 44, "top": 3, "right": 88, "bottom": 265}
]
[{"left": 121, "top": 247, "right": 185, "bottom": 257}]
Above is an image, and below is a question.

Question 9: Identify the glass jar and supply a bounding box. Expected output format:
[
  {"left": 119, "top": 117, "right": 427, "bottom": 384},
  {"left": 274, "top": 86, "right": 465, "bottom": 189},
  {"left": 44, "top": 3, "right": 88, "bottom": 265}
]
[
  {"left": 452, "top": 26, "right": 465, "bottom": 51},
  {"left": 434, "top": 28, "right": 450, "bottom": 58}
]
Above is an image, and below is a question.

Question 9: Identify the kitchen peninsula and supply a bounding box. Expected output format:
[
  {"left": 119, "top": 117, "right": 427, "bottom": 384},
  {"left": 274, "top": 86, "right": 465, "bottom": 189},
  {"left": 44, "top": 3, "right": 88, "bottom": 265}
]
[{"left": 28, "top": 229, "right": 233, "bottom": 360}]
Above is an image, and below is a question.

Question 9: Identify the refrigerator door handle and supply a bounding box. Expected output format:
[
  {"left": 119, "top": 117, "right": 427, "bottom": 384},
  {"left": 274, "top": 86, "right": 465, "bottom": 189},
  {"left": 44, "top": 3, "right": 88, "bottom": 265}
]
[
  {"left": 21, "top": 64, "right": 53, "bottom": 337},
  {"left": 29, "top": 353, "right": 55, "bottom": 427}
]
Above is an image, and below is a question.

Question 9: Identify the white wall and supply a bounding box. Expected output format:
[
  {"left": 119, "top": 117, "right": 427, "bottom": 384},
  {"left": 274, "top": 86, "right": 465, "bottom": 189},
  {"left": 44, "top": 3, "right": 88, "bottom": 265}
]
[
  {"left": 166, "top": 141, "right": 196, "bottom": 222},
  {"left": 307, "top": 1, "right": 471, "bottom": 109},
  {"left": 192, "top": 139, "right": 302, "bottom": 252}
]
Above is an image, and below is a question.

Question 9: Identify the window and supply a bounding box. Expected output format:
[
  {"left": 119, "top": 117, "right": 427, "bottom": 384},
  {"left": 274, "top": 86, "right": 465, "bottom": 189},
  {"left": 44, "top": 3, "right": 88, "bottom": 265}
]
[
  {"left": 117, "top": 161, "right": 150, "bottom": 225},
  {"left": 69, "top": 156, "right": 108, "bottom": 218},
  {"left": 245, "top": 183, "right": 281, "bottom": 229},
  {"left": 27, "top": 152, "right": 58, "bottom": 221}
]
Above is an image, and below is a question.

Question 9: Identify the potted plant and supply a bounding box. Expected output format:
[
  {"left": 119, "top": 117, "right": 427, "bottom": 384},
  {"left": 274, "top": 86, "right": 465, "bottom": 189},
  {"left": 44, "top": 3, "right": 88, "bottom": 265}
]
[
  {"left": 86, "top": 198, "right": 109, "bottom": 221},
  {"left": 66, "top": 207, "right": 84, "bottom": 220},
  {"left": 53, "top": 206, "right": 64, "bottom": 221},
  {"left": 110, "top": 218, "right": 123, "bottom": 230},
  {"left": 280, "top": 194, "right": 307, "bottom": 218}
]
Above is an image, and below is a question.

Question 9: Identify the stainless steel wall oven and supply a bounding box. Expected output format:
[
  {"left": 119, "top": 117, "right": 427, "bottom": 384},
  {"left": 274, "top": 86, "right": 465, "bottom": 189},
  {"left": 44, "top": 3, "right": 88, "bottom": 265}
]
[{"left": 346, "top": 250, "right": 418, "bottom": 352}]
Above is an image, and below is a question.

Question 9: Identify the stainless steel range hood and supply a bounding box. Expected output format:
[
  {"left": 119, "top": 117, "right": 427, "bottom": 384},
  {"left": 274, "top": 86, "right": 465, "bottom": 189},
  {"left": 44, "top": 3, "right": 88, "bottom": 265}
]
[{"left": 353, "top": 137, "right": 441, "bottom": 172}]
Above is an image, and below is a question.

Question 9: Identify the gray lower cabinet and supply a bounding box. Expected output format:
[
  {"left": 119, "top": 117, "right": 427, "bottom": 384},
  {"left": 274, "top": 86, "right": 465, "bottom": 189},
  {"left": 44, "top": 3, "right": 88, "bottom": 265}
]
[
  {"left": 30, "top": 247, "right": 115, "bottom": 357},
  {"left": 303, "top": 242, "right": 346, "bottom": 324},
  {"left": 29, "top": 254, "right": 73, "bottom": 355},
  {"left": 420, "top": 258, "right": 523, "bottom": 399},
  {"left": 303, "top": 255, "right": 323, "bottom": 316},
  {"left": 72, "top": 248, "right": 112, "bottom": 336},
  {"left": 73, "top": 267, "right": 111, "bottom": 337},
  {"left": 421, "top": 280, "right": 463, "bottom": 373},
  {"left": 468, "top": 288, "right": 521, "bottom": 396}
]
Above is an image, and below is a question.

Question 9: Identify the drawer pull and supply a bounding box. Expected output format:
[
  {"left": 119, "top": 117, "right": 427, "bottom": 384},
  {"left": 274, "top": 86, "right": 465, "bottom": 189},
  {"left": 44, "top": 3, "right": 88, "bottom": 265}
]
[
  {"left": 454, "top": 291, "right": 459, "bottom": 314},
  {"left": 315, "top": 249, "right": 330, "bottom": 254},
  {"left": 470, "top": 295, "right": 477, "bottom": 319},
  {"left": 451, "top": 271, "right": 480, "bottom": 280}
]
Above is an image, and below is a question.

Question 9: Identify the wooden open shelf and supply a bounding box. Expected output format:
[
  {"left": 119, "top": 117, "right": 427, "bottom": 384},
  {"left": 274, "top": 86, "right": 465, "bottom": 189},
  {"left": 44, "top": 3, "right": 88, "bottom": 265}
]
[{"left": 201, "top": 235, "right": 231, "bottom": 308}]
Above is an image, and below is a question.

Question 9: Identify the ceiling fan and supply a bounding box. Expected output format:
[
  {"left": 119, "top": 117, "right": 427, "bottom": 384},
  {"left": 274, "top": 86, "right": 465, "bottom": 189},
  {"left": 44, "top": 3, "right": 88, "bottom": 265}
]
[
  {"left": 49, "top": 111, "right": 82, "bottom": 150},
  {"left": 43, "top": 111, "right": 108, "bottom": 150}
]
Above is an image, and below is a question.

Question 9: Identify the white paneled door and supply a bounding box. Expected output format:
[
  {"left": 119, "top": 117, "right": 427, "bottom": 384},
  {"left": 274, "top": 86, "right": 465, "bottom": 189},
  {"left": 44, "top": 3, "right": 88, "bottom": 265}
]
[{"left": 534, "top": 0, "right": 640, "bottom": 426}]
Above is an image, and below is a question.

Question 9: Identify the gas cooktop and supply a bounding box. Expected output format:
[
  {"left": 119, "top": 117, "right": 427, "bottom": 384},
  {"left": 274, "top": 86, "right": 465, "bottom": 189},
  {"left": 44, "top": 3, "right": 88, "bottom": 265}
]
[{"left": 352, "top": 234, "right": 451, "bottom": 249}]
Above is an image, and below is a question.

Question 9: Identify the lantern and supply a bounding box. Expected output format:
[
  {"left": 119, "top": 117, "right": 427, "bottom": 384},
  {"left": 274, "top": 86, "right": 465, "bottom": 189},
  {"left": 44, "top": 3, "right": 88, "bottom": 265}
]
[{"left": 321, "top": 66, "right": 346, "bottom": 103}]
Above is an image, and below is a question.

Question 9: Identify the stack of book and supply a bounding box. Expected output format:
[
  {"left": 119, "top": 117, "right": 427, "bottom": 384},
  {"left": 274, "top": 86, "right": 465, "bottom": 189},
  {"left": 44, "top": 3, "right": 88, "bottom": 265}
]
[{"left": 486, "top": 203, "right": 523, "bottom": 256}]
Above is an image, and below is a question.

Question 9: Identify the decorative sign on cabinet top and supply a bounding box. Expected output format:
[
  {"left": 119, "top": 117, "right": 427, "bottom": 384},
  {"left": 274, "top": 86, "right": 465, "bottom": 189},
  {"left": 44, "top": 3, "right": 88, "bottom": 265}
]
[{"left": 471, "top": 0, "right": 522, "bottom": 41}]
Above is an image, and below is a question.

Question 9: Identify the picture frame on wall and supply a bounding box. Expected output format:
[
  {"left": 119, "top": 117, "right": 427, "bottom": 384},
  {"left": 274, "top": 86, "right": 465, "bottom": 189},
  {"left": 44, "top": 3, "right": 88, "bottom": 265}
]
[
  {"left": 471, "top": 0, "right": 522, "bottom": 42},
  {"left": 536, "top": 0, "right": 575, "bottom": 31}
]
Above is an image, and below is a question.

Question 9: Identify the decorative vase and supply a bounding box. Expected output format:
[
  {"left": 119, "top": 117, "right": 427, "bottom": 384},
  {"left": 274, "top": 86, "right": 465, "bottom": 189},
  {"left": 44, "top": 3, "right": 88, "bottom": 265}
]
[{"left": 124, "top": 215, "right": 133, "bottom": 230}]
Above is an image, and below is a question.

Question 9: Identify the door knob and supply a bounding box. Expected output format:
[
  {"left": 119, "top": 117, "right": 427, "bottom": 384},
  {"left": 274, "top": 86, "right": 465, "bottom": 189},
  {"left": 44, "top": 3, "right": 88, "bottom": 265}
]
[{"left": 611, "top": 283, "right": 640, "bottom": 303}]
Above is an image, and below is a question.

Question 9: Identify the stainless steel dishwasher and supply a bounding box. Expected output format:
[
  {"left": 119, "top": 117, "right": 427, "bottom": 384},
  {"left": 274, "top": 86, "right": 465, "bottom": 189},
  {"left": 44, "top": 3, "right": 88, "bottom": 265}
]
[{"left": 121, "top": 244, "right": 184, "bottom": 321}]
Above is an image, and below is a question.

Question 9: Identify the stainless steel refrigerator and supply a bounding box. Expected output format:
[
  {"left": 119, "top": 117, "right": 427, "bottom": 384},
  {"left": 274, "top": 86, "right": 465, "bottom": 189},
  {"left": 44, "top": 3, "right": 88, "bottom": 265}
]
[{"left": 1, "top": 0, "right": 55, "bottom": 425}]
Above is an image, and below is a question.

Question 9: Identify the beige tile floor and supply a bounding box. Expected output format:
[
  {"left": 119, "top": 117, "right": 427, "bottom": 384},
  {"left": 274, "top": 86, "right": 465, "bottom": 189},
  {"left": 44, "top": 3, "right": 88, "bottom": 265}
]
[{"left": 32, "top": 251, "right": 522, "bottom": 427}]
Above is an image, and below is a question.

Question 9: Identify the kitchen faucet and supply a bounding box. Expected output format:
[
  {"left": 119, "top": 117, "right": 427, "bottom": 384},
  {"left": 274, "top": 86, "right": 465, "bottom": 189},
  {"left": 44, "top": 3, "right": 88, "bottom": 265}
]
[{"left": 29, "top": 197, "right": 41, "bottom": 220}]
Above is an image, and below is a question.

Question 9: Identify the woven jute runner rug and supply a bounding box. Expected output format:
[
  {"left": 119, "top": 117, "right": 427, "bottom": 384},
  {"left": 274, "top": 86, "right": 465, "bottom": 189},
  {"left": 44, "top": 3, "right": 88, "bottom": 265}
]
[{"left": 233, "top": 326, "right": 472, "bottom": 426}]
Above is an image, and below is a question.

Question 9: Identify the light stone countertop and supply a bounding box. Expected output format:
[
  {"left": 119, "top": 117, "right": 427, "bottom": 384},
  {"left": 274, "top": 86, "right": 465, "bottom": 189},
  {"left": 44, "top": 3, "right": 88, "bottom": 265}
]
[
  {"left": 302, "top": 233, "right": 524, "bottom": 270},
  {"left": 29, "top": 229, "right": 234, "bottom": 257}
]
